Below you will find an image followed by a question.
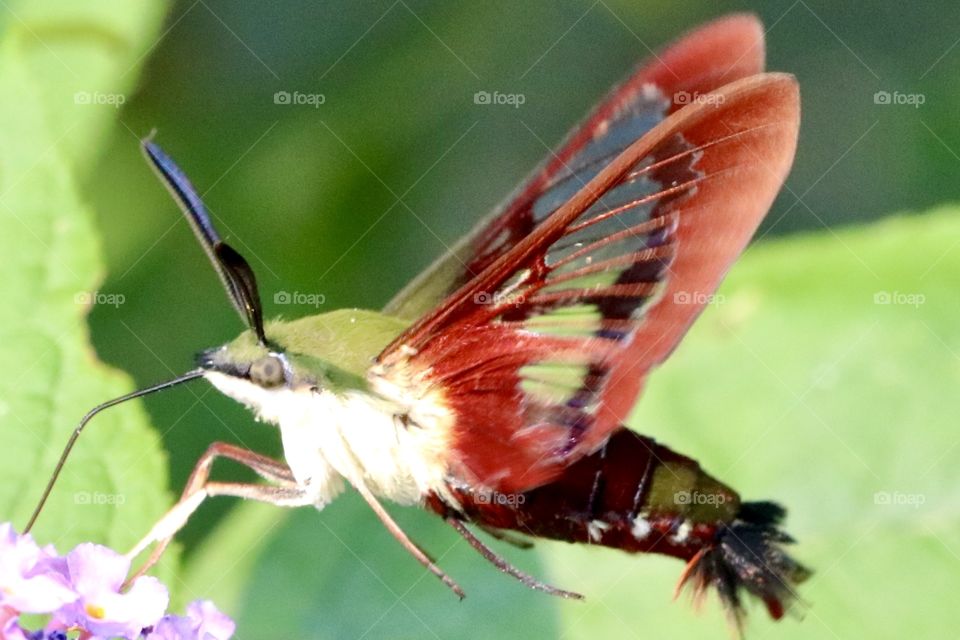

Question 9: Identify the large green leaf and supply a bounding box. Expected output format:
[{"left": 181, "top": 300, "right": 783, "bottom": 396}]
[
  {"left": 0, "top": 0, "right": 171, "bottom": 561},
  {"left": 2, "top": 0, "right": 167, "bottom": 170},
  {"left": 182, "top": 208, "right": 958, "bottom": 637},
  {"left": 550, "top": 209, "right": 960, "bottom": 638}
]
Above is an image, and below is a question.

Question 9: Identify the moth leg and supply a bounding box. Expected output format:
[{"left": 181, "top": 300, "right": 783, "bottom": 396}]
[
  {"left": 125, "top": 442, "right": 310, "bottom": 583},
  {"left": 476, "top": 523, "right": 535, "bottom": 550},
  {"left": 446, "top": 518, "right": 584, "bottom": 600},
  {"left": 351, "top": 479, "right": 466, "bottom": 599}
]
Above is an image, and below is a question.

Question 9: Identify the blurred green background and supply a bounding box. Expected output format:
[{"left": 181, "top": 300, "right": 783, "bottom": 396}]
[{"left": 7, "top": 0, "right": 960, "bottom": 637}]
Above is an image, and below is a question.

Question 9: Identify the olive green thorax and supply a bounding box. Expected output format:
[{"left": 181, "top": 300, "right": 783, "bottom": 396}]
[{"left": 203, "top": 308, "right": 409, "bottom": 391}]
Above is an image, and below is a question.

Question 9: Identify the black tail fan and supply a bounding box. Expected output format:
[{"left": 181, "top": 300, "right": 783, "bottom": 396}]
[{"left": 678, "top": 501, "right": 811, "bottom": 632}]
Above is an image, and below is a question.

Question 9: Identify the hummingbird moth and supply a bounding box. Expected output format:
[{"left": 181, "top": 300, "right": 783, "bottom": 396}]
[{"left": 28, "top": 13, "right": 809, "bottom": 630}]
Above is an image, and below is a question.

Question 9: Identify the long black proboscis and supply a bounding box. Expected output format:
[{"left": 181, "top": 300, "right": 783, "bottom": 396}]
[
  {"left": 141, "top": 138, "right": 267, "bottom": 344},
  {"left": 23, "top": 370, "right": 204, "bottom": 534}
]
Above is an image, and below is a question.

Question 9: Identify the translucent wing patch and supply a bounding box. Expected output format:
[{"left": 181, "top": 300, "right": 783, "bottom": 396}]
[
  {"left": 405, "top": 130, "right": 698, "bottom": 489},
  {"left": 477, "top": 89, "right": 671, "bottom": 276}
]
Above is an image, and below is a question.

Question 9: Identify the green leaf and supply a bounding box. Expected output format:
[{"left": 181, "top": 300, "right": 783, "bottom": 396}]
[
  {"left": 1, "top": 0, "right": 167, "bottom": 170},
  {"left": 183, "top": 208, "right": 959, "bottom": 637},
  {"left": 549, "top": 209, "right": 960, "bottom": 638},
  {"left": 0, "top": 0, "right": 171, "bottom": 565}
]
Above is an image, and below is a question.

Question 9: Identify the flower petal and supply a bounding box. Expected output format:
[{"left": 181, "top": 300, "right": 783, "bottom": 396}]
[
  {"left": 65, "top": 544, "right": 130, "bottom": 594},
  {"left": 186, "top": 600, "right": 235, "bottom": 639},
  {"left": 0, "top": 527, "right": 75, "bottom": 613},
  {"left": 55, "top": 575, "right": 168, "bottom": 638}
]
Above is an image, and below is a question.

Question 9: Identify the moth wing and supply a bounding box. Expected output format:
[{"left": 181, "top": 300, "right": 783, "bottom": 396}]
[
  {"left": 375, "top": 73, "right": 799, "bottom": 493},
  {"left": 383, "top": 13, "right": 767, "bottom": 320}
]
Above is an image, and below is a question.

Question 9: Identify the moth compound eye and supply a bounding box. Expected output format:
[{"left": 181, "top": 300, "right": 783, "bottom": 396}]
[{"left": 249, "top": 356, "right": 285, "bottom": 388}]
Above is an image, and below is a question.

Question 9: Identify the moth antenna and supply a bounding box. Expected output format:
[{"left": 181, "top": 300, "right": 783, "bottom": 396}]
[
  {"left": 141, "top": 139, "right": 267, "bottom": 345},
  {"left": 24, "top": 370, "right": 204, "bottom": 533}
]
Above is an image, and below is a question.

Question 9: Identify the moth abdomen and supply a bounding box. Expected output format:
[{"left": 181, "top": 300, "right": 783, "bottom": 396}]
[
  {"left": 442, "top": 429, "right": 730, "bottom": 556},
  {"left": 440, "top": 427, "right": 808, "bottom": 622}
]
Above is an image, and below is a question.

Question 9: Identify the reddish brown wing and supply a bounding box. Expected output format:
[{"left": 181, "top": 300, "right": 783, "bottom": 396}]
[
  {"left": 376, "top": 13, "right": 799, "bottom": 494},
  {"left": 383, "top": 13, "right": 767, "bottom": 320},
  {"left": 377, "top": 73, "right": 799, "bottom": 494}
]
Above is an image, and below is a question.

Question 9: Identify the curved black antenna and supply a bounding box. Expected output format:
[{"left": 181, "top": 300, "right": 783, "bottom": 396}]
[
  {"left": 141, "top": 138, "right": 267, "bottom": 345},
  {"left": 23, "top": 370, "right": 204, "bottom": 533}
]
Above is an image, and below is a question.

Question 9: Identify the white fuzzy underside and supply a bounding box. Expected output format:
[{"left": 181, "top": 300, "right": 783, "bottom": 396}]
[{"left": 204, "top": 372, "right": 449, "bottom": 509}]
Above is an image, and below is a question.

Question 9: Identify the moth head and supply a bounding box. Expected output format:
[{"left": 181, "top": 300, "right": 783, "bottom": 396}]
[
  {"left": 198, "top": 335, "right": 288, "bottom": 389},
  {"left": 197, "top": 315, "right": 372, "bottom": 394},
  {"left": 196, "top": 327, "right": 311, "bottom": 393}
]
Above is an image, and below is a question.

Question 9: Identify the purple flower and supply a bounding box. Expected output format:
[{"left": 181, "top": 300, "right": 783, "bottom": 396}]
[
  {"left": 144, "top": 600, "right": 235, "bottom": 640},
  {"left": 0, "top": 523, "right": 76, "bottom": 614},
  {"left": 25, "top": 629, "right": 67, "bottom": 640},
  {"left": 2, "top": 611, "right": 28, "bottom": 640},
  {"left": 52, "top": 543, "right": 168, "bottom": 639},
  {"left": 0, "top": 524, "right": 234, "bottom": 640}
]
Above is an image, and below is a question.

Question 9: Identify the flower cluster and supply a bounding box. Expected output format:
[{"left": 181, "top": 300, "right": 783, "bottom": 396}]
[{"left": 0, "top": 523, "right": 234, "bottom": 640}]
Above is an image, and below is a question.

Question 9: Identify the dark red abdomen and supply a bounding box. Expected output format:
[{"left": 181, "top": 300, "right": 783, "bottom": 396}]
[{"left": 430, "top": 428, "right": 740, "bottom": 563}]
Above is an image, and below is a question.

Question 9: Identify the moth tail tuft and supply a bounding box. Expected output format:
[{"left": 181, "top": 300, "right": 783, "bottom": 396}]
[{"left": 677, "top": 501, "right": 811, "bottom": 632}]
